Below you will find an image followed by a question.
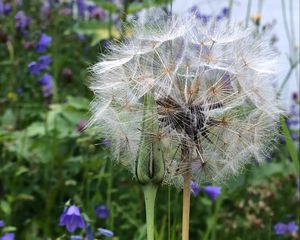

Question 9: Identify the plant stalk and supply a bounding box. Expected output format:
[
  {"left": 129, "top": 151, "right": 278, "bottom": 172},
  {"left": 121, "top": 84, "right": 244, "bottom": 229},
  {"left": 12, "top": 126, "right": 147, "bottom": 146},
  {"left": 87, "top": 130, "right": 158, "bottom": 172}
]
[
  {"left": 181, "top": 144, "right": 190, "bottom": 240},
  {"left": 143, "top": 183, "right": 158, "bottom": 240}
]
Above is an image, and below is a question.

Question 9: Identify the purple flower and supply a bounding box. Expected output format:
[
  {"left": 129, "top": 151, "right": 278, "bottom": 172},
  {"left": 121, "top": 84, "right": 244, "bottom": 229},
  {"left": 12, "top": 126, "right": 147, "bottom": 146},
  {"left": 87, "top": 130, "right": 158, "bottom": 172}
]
[
  {"left": 38, "top": 73, "right": 53, "bottom": 97},
  {"left": 28, "top": 56, "right": 51, "bottom": 75},
  {"left": 4, "top": 3, "right": 11, "bottom": 15},
  {"left": 38, "top": 73, "right": 52, "bottom": 86},
  {"left": 59, "top": 205, "right": 85, "bottom": 233},
  {"left": 98, "top": 228, "right": 114, "bottom": 237},
  {"left": 274, "top": 222, "right": 286, "bottom": 235},
  {"left": 76, "top": 0, "right": 86, "bottom": 17},
  {"left": 0, "top": 233, "right": 15, "bottom": 240},
  {"left": 15, "top": 11, "right": 31, "bottom": 30},
  {"left": 35, "top": 34, "right": 52, "bottom": 53},
  {"left": 38, "top": 55, "right": 52, "bottom": 69},
  {"left": 190, "top": 181, "right": 201, "bottom": 196},
  {"left": 0, "top": 219, "right": 4, "bottom": 227},
  {"left": 222, "top": 7, "right": 229, "bottom": 17},
  {"left": 203, "top": 186, "right": 221, "bottom": 201},
  {"left": 286, "top": 221, "right": 298, "bottom": 234},
  {"left": 28, "top": 62, "right": 41, "bottom": 75},
  {"left": 291, "top": 132, "right": 298, "bottom": 141},
  {"left": 70, "top": 236, "right": 83, "bottom": 240},
  {"left": 88, "top": 6, "right": 106, "bottom": 20},
  {"left": 95, "top": 204, "right": 109, "bottom": 219}
]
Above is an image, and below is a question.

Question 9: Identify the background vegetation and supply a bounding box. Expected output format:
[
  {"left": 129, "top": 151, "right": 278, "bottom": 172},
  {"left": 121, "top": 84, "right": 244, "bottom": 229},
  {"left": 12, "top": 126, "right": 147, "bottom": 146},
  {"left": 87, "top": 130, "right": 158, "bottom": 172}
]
[{"left": 0, "top": 0, "right": 299, "bottom": 239}]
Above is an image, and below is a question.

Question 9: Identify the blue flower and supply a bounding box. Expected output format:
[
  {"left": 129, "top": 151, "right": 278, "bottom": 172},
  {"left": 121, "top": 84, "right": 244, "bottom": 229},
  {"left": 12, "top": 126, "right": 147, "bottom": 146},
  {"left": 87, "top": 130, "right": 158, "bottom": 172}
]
[
  {"left": 28, "top": 56, "right": 51, "bottom": 75},
  {"left": 98, "top": 228, "right": 114, "bottom": 237},
  {"left": 35, "top": 34, "right": 52, "bottom": 53},
  {"left": 274, "top": 222, "right": 286, "bottom": 235},
  {"left": 3, "top": 3, "right": 11, "bottom": 15},
  {"left": 38, "top": 73, "right": 52, "bottom": 86},
  {"left": 0, "top": 233, "right": 15, "bottom": 240},
  {"left": 190, "top": 181, "right": 201, "bottom": 196},
  {"left": 38, "top": 55, "right": 52, "bottom": 69},
  {"left": 15, "top": 11, "right": 30, "bottom": 30},
  {"left": 95, "top": 204, "right": 109, "bottom": 219},
  {"left": 38, "top": 73, "right": 53, "bottom": 97},
  {"left": 76, "top": 0, "right": 86, "bottom": 17},
  {"left": 59, "top": 205, "right": 85, "bottom": 233},
  {"left": 203, "top": 186, "right": 221, "bottom": 201},
  {"left": 28, "top": 62, "right": 41, "bottom": 75},
  {"left": 286, "top": 221, "right": 298, "bottom": 234},
  {"left": 0, "top": 219, "right": 4, "bottom": 227}
]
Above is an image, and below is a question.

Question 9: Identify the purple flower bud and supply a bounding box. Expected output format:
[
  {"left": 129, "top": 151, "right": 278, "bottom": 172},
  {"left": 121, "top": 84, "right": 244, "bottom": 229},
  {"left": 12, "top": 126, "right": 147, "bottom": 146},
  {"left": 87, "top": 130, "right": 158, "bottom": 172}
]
[
  {"left": 190, "top": 181, "right": 201, "bottom": 196},
  {"left": 76, "top": 120, "right": 87, "bottom": 132},
  {"left": 90, "top": 7, "right": 106, "bottom": 20},
  {"left": 292, "top": 92, "right": 298, "bottom": 101},
  {"left": 98, "top": 228, "right": 114, "bottom": 237},
  {"left": 95, "top": 204, "right": 109, "bottom": 219},
  {"left": 203, "top": 186, "right": 221, "bottom": 201},
  {"left": 15, "top": 11, "right": 31, "bottom": 30},
  {"left": 0, "top": 233, "right": 15, "bottom": 240},
  {"left": 59, "top": 205, "right": 85, "bottom": 233},
  {"left": 286, "top": 221, "right": 298, "bottom": 234},
  {"left": 291, "top": 133, "right": 298, "bottom": 141},
  {"left": 0, "top": 219, "right": 4, "bottom": 227},
  {"left": 274, "top": 222, "right": 287, "bottom": 235},
  {"left": 35, "top": 34, "right": 52, "bottom": 53},
  {"left": 222, "top": 7, "right": 229, "bottom": 17}
]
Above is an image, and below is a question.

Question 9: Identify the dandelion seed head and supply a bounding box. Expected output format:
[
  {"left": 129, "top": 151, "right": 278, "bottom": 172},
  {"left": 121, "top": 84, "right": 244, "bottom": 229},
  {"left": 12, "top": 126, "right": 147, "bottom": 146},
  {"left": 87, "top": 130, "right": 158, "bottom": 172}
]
[{"left": 89, "top": 10, "right": 282, "bottom": 187}]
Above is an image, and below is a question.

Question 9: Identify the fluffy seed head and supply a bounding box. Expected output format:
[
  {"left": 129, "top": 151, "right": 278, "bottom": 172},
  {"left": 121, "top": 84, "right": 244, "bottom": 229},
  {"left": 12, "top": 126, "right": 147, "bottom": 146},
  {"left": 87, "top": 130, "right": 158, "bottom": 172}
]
[{"left": 89, "top": 10, "right": 282, "bottom": 186}]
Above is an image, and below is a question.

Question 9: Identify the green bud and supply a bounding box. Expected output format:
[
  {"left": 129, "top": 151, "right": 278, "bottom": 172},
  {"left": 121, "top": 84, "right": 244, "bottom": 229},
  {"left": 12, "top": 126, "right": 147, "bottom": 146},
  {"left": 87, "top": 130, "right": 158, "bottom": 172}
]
[{"left": 135, "top": 95, "right": 165, "bottom": 185}]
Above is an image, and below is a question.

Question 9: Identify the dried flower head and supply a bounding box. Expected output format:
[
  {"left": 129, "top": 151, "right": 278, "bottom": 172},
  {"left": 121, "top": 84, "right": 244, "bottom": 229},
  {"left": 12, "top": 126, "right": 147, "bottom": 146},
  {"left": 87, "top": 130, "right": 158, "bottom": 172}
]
[{"left": 89, "top": 10, "right": 282, "bottom": 187}]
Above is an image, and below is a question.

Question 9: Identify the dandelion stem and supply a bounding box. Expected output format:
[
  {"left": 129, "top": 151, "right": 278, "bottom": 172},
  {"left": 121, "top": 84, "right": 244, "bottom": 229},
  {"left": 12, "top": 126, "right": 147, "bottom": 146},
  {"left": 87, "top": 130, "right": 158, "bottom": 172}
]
[
  {"left": 181, "top": 144, "right": 190, "bottom": 240},
  {"left": 143, "top": 183, "right": 158, "bottom": 240}
]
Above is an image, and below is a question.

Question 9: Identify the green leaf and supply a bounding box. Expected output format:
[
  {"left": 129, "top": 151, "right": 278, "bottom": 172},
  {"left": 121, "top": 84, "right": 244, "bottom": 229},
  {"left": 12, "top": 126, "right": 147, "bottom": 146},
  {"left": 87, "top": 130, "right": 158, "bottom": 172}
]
[
  {"left": 0, "top": 201, "right": 11, "bottom": 215},
  {"left": 66, "top": 96, "right": 89, "bottom": 110},
  {"left": 128, "top": 2, "right": 145, "bottom": 14},
  {"left": 26, "top": 122, "right": 46, "bottom": 137},
  {"left": 280, "top": 116, "right": 299, "bottom": 177},
  {"left": 94, "top": 0, "right": 118, "bottom": 12}
]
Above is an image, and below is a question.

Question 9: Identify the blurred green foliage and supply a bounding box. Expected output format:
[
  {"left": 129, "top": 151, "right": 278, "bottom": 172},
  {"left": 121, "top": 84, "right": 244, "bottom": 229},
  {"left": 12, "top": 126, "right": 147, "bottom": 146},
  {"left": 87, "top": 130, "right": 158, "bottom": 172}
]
[{"left": 0, "top": 0, "right": 299, "bottom": 239}]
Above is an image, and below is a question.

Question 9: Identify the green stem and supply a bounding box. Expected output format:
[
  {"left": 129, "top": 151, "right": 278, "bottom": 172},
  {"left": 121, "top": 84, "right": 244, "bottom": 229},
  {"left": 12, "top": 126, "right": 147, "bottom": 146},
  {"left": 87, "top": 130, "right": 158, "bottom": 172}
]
[{"left": 143, "top": 183, "right": 158, "bottom": 240}]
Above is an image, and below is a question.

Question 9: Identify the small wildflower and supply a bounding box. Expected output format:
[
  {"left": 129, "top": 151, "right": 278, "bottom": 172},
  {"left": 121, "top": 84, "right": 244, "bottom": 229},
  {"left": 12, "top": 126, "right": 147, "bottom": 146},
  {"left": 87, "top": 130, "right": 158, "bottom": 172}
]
[
  {"left": 190, "top": 181, "right": 201, "bottom": 196},
  {"left": 98, "top": 228, "right": 114, "bottom": 237},
  {"left": 59, "top": 205, "right": 85, "bottom": 233},
  {"left": 38, "top": 55, "right": 52, "bottom": 70},
  {"left": 38, "top": 73, "right": 53, "bottom": 97},
  {"left": 274, "top": 222, "right": 286, "bottom": 235},
  {"left": 203, "top": 186, "right": 221, "bottom": 201},
  {"left": 95, "top": 204, "right": 109, "bottom": 219},
  {"left": 286, "top": 221, "right": 299, "bottom": 234},
  {"left": 15, "top": 11, "right": 30, "bottom": 30},
  {"left": 0, "top": 233, "right": 15, "bottom": 240},
  {"left": 76, "top": 0, "right": 86, "bottom": 17},
  {"left": 28, "top": 62, "right": 40, "bottom": 75},
  {"left": 35, "top": 34, "right": 52, "bottom": 53}
]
